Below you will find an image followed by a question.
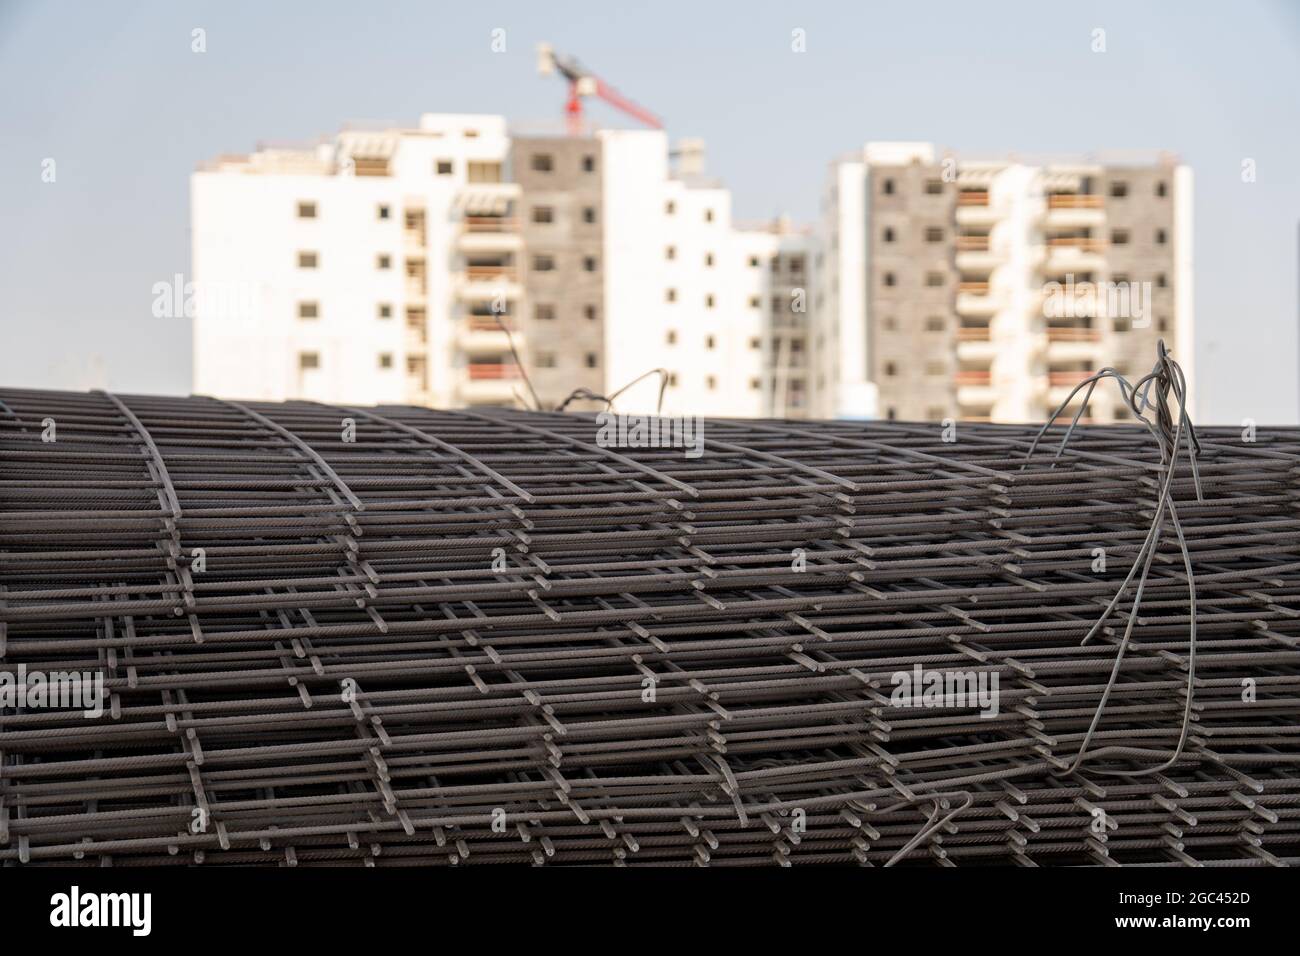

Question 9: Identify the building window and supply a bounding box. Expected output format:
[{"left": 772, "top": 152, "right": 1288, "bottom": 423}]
[
  {"left": 666, "top": 201, "right": 675, "bottom": 215},
  {"left": 299, "top": 351, "right": 319, "bottom": 369},
  {"left": 582, "top": 207, "right": 597, "bottom": 224},
  {"left": 377, "top": 205, "right": 391, "bottom": 220},
  {"left": 1114, "top": 317, "right": 1131, "bottom": 333},
  {"left": 584, "top": 305, "right": 598, "bottom": 321},
  {"left": 531, "top": 153, "right": 554, "bottom": 172},
  {"left": 467, "top": 161, "right": 502, "bottom": 183},
  {"left": 666, "top": 288, "right": 677, "bottom": 303},
  {"left": 378, "top": 303, "right": 392, "bottom": 319},
  {"left": 1158, "top": 316, "right": 1169, "bottom": 332},
  {"left": 884, "top": 361, "right": 898, "bottom": 377},
  {"left": 704, "top": 209, "right": 714, "bottom": 222},
  {"left": 298, "top": 301, "right": 319, "bottom": 319},
  {"left": 376, "top": 254, "right": 392, "bottom": 270},
  {"left": 1156, "top": 272, "right": 1168, "bottom": 288},
  {"left": 536, "top": 352, "right": 557, "bottom": 369},
  {"left": 749, "top": 296, "right": 760, "bottom": 308},
  {"left": 925, "top": 272, "right": 945, "bottom": 287},
  {"left": 585, "top": 352, "right": 598, "bottom": 369},
  {"left": 750, "top": 337, "right": 761, "bottom": 349},
  {"left": 582, "top": 155, "right": 596, "bottom": 172},
  {"left": 1155, "top": 181, "right": 1168, "bottom": 198},
  {"left": 706, "top": 375, "right": 717, "bottom": 389},
  {"left": 750, "top": 378, "right": 761, "bottom": 390},
  {"left": 298, "top": 251, "right": 318, "bottom": 269},
  {"left": 748, "top": 256, "right": 759, "bottom": 267},
  {"left": 583, "top": 256, "right": 597, "bottom": 272},
  {"left": 666, "top": 330, "right": 677, "bottom": 345},
  {"left": 666, "top": 246, "right": 676, "bottom": 260},
  {"left": 925, "top": 180, "right": 943, "bottom": 194},
  {"left": 704, "top": 253, "right": 715, "bottom": 267},
  {"left": 378, "top": 353, "right": 393, "bottom": 369},
  {"left": 882, "top": 178, "right": 895, "bottom": 195},
  {"left": 705, "top": 294, "right": 715, "bottom": 308},
  {"left": 883, "top": 227, "right": 896, "bottom": 243},
  {"left": 790, "top": 256, "right": 805, "bottom": 273},
  {"left": 1109, "top": 181, "right": 1129, "bottom": 198},
  {"left": 925, "top": 227, "right": 944, "bottom": 243},
  {"left": 535, "top": 303, "right": 556, "bottom": 320},
  {"left": 883, "top": 272, "right": 896, "bottom": 288},
  {"left": 1155, "top": 228, "right": 1167, "bottom": 244},
  {"left": 883, "top": 316, "right": 897, "bottom": 331},
  {"left": 1110, "top": 229, "right": 1130, "bottom": 245},
  {"left": 886, "top": 407, "right": 897, "bottom": 420},
  {"left": 926, "top": 315, "right": 944, "bottom": 331},
  {"left": 532, "top": 206, "right": 554, "bottom": 224},
  {"left": 435, "top": 160, "right": 453, "bottom": 175},
  {"left": 705, "top": 335, "right": 716, "bottom": 349},
  {"left": 668, "top": 372, "right": 678, "bottom": 386},
  {"left": 297, "top": 201, "right": 317, "bottom": 219},
  {"left": 533, "top": 255, "right": 555, "bottom": 271}
]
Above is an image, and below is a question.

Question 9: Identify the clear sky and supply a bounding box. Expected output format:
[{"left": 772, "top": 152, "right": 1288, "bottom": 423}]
[{"left": 2, "top": 0, "right": 1297, "bottom": 422}]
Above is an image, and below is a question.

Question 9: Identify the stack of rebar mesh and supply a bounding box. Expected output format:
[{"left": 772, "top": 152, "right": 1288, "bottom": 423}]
[{"left": 1, "top": 385, "right": 1298, "bottom": 868}]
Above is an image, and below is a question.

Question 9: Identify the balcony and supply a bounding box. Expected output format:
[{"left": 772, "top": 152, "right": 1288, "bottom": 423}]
[
  {"left": 404, "top": 210, "right": 427, "bottom": 250},
  {"left": 1048, "top": 369, "right": 1097, "bottom": 387},
  {"left": 459, "top": 316, "right": 514, "bottom": 353},
  {"left": 955, "top": 368, "right": 996, "bottom": 407},
  {"left": 1044, "top": 235, "right": 1105, "bottom": 272},
  {"left": 466, "top": 264, "right": 517, "bottom": 281},
  {"left": 1045, "top": 326, "right": 1101, "bottom": 362},
  {"left": 1046, "top": 236, "right": 1105, "bottom": 252},
  {"left": 956, "top": 191, "right": 999, "bottom": 227},
  {"left": 956, "top": 325, "right": 994, "bottom": 361},
  {"left": 464, "top": 216, "right": 519, "bottom": 233},
  {"left": 1044, "top": 193, "right": 1105, "bottom": 229},
  {"left": 956, "top": 287, "right": 999, "bottom": 318},
  {"left": 454, "top": 217, "right": 520, "bottom": 254},
  {"left": 1047, "top": 195, "right": 1103, "bottom": 210},
  {"left": 955, "top": 233, "right": 1004, "bottom": 270},
  {"left": 1046, "top": 327, "right": 1100, "bottom": 343},
  {"left": 459, "top": 216, "right": 524, "bottom": 253},
  {"left": 459, "top": 264, "right": 522, "bottom": 300},
  {"left": 467, "top": 362, "right": 519, "bottom": 380},
  {"left": 460, "top": 361, "right": 522, "bottom": 403}
]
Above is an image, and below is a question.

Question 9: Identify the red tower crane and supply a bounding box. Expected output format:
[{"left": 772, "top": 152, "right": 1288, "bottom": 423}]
[{"left": 537, "top": 43, "right": 663, "bottom": 135}]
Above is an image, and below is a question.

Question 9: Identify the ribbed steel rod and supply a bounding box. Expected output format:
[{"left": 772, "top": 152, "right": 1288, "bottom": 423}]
[{"left": 1, "top": 385, "right": 1298, "bottom": 866}]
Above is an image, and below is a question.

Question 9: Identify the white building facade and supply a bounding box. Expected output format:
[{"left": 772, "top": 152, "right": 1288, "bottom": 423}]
[{"left": 193, "top": 117, "right": 811, "bottom": 419}]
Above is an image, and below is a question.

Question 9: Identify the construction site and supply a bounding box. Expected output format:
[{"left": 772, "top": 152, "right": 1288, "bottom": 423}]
[{"left": 1, "top": 345, "right": 1297, "bottom": 869}]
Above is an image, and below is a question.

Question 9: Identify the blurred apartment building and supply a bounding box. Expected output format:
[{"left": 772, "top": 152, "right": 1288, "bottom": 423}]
[
  {"left": 192, "top": 114, "right": 812, "bottom": 417},
  {"left": 815, "top": 142, "right": 1193, "bottom": 422}
]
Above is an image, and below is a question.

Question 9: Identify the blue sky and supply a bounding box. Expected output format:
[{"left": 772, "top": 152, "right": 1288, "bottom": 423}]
[{"left": 1, "top": 0, "right": 1297, "bottom": 421}]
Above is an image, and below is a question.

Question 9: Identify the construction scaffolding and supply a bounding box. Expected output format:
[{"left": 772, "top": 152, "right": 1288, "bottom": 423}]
[{"left": 1, "top": 386, "right": 1298, "bottom": 866}]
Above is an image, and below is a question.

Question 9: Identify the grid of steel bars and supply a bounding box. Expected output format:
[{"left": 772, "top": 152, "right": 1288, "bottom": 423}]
[{"left": 1, "top": 387, "right": 1299, "bottom": 866}]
